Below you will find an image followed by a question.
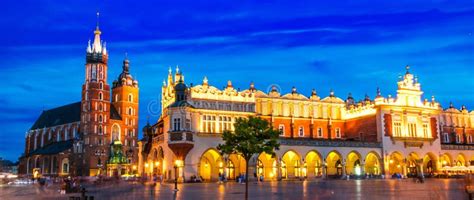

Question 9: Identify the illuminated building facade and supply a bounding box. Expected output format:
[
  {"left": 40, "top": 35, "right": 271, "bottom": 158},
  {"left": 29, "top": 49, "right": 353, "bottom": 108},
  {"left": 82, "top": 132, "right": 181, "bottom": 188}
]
[
  {"left": 18, "top": 24, "right": 140, "bottom": 178},
  {"left": 139, "top": 66, "right": 473, "bottom": 182}
]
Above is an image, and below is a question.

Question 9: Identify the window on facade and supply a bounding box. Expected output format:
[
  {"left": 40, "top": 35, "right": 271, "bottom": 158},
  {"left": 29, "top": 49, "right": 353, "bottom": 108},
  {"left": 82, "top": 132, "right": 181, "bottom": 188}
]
[
  {"left": 393, "top": 122, "right": 402, "bottom": 137},
  {"left": 317, "top": 128, "right": 323, "bottom": 138},
  {"left": 408, "top": 123, "right": 416, "bottom": 137},
  {"left": 468, "top": 135, "right": 473, "bottom": 144},
  {"left": 128, "top": 94, "right": 133, "bottom": 102},
  {"left": 56, "top": 132, "right": 60, "bottom": 142},
  {"left": 98, "top": 158, "right": 102, "bottom": 165},
  {"left": 128, "top": 107, "right": 133, "bottom": 115},
  {"left": 99, "top": 92, "right": 103, "bottom": 100},
  {"left": 99, "top": 82, "right": 103, "bottom": 90},
  {"left": 99, "top": 139, "right": 103, "bottom": 146},
  {"left": 456, "top": 134, "right": 461, "bottom": 143},
  {"left": 65, "top": 129, "right": 68, "bottom": 140},
  {"left": 99, "top": 115, "right": 103, "bottom": 123},
  {"left": 422, "top": 124, "right": 429, "bottom": 138},
  {"left": 202, "top": 115, "right": 216, "bottom": 133},
  {"left": 115, "top": 94, "right": 119, "bottom": 102},
  {"left": 173, "top": 118, "right": 181, "bottom": 131},
  {"left": 112, "top": 125, "right": 120, "bottom": 141},
  {"left": 98, "top": 125, "right": 103, "bottom": 135},
  {"left": 335, "top": 128, "right": 341, "bottom": 138},
  {"left": 298, "top": 127, "right": 304, "bottom": 137},
  {"left": 278, "top": 124, "right": 285, "bottom": 136}
]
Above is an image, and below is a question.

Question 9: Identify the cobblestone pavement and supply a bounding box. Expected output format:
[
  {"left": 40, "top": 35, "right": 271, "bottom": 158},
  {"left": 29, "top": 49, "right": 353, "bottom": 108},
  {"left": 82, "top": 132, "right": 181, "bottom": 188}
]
[{"left": 0, "top": 178, "right": 468, "bottom": 200}]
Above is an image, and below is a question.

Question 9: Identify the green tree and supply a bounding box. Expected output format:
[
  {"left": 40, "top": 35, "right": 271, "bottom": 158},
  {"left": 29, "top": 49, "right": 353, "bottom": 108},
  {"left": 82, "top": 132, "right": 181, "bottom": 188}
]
[{"left": 217, "top": 116, "right": 280, "bottom": 199}]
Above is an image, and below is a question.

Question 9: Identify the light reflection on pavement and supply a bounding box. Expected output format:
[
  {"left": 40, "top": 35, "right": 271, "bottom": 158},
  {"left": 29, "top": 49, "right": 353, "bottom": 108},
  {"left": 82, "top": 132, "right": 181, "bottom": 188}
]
[{"left": 0, "top": 178, "right": 467, "bottom": 200}]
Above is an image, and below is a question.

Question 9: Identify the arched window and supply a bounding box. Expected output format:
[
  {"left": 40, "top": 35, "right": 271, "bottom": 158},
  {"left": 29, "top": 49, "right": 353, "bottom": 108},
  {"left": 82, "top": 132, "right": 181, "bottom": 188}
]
[
  {"left": 98, "top": 125, "right": 103, "bottom": 135},
  {"left": 99, "top": 82, "right": 103, "bottom": 90},
  {"left": 99, "top": 103, "right": 103, "bottom": 111},
  {"left": 99, "top": 115, "right": 103, "bottom": 123},
  {"left": 128, "top": 107, "right": 133, "bottom": 115},
  {"left": 128, "top": 94, "right": 133, "bottom": 102},
  {"left": 112, "top": 124, "right": 120, "bottom": 141},
  {"left": 99, "top": 92, "right": 103, "bottom": 100},
  {"left": 115, "top": 94, "right": 119, "bottom": 102},
  {"left": 456, "top": 134, "right": 461, "bottom": 143}
]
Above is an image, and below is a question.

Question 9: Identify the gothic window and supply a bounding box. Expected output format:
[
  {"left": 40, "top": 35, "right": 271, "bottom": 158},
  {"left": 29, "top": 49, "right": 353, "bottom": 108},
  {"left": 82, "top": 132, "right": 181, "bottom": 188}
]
[
  {"left": 112, "top": 124, "right": 120, "bottom": 141},
  {"left": 335, "top": 128, "right": 341, "bottom": 138},
  {"left": 128, "top": 107, "right": 133, "bottom": 115},
  {"left": 115, "top": 94, "right": 119, "bottom": 102},
  {"left": 99, "top": 92, "right": 103, "bottom": 100},
  {"left": 99, "top": 82, "right": 103, "bottom": 90},
  {"left": 128, "top": 94, "right": 133, "bottom": 102},
  {"left": 279, "top": 124, "right": 285, "bottom": 136},
  {"left": 298, "top": 126, "right": 304, "bottom": 137},
  {"left": 98, "top": 125, "right": 103, "bottom": 135},
  {"left": 99, "top": 139, "right": 103, "bottom": 146},
  {"left": 99, "top": 115, "right": 103, "bottom": 123}
]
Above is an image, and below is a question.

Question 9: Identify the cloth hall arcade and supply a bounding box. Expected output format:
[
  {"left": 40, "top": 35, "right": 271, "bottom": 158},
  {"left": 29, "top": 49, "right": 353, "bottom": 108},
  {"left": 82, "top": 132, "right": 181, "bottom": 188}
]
[{"left": 139, "top": 66, "right": 474, "bottom": 182}]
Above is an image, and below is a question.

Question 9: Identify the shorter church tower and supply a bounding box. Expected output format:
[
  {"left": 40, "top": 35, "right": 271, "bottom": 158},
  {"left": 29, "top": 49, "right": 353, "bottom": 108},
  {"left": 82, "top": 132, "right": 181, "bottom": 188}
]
[{"left": 111, "top": 56, "right": 139, "bottom": 164}]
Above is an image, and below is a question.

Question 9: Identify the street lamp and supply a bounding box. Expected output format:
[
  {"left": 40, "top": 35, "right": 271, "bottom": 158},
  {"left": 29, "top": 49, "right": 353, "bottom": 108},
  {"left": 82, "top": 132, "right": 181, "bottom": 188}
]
[{"left": 174, "top": 160, "right": 182, "bottom": 192}]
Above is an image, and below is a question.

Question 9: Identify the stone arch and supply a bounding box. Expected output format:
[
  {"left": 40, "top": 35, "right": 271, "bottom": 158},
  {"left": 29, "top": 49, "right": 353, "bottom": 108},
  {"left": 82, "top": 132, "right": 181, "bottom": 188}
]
[
  {"left": 281, "top": 150, "right": 302, "bottom": 179},
  {"left": 257, "top": 152, "right": 277, "bottom": 180},
  {"left": 364, "top": 151, "right": 381, "bottom": 175},
  {"left": 304, "top": 150, "right": 323, "bottom": 178},
  {"left": 199, "top": 148, "right": 223, "bottom": 182},
  {"left": 440, "top": 153, "right": 452, "bottom": 167},
  {"left": 388, "top": 151, "right": 404, "bottom": 175},
  {"left": 346, "top": 151, "right": 362, "bottom": 176},
  {"left": 226, "top": 154, "right": 246, "bottom": 180},
  {"left": 456, "top": 153, "right": 467, "bottom": 166},
  {"left": 325, "top": 150, "right": 343, "bottom": 176},
  {"left": 423, "top": 152, "right": 437, "bottom": 175},
  {"left": 406, "top": 152, "right": 420, "bottom": 177}
]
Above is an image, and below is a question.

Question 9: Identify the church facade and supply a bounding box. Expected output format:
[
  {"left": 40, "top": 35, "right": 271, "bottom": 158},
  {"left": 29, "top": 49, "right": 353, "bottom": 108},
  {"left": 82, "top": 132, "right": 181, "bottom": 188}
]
[
  {"left": 139, "top": 66, "right": 474, "bottom": 182},
  {"left": 18, "top": 25, "right": 140, "bottom": 178}
]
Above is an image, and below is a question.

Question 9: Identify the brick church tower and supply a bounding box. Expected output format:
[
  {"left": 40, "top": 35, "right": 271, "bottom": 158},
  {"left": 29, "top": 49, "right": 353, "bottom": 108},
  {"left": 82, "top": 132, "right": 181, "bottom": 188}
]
[{"left": 80, "top": 24, "right": 110, "bottom": 175}]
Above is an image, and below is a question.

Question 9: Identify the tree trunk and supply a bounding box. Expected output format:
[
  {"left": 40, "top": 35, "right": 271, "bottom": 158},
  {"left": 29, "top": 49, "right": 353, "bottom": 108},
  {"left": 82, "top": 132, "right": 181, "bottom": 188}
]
[{"left": 245, "top": 158, "right": 249, "bottom": 200}]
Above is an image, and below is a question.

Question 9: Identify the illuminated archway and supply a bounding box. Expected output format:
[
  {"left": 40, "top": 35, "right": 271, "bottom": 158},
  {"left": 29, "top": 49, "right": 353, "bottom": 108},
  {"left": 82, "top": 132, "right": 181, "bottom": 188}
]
[
  {"left": 111, "top": 124, "right": 120, "bottom": 141},
  {"left": 281, "top": 150, "right": 302, "bottom": 179},
  {"left": 406, "top": 152, "right": 420, "bottom": 177},
  {"left": 365, "top": 152, "right": 381, "bottom": 175},
  {"left": 346, "top": 151, "right": 362, "bottom": 176},
  {"left": 423, "top": 153, "right": 437, "bottom": 175},
  {"left": 227, "top": 154, "right": 246, "bottom": 180},
  {"left": 440, "top": 153, "right": 452, "bottom": 167},
  {"left": 456, "top": 154, "right": 467, "bottom": 166},
  {"left": 61, "top": 158, "right": 70, "bottom": 175},
  {"left": 257, "top": 152, "right": 277, "bottom": 180},
  {"left": 305, "top": 151, "right": 323, "bottom": 178},
  {"left": 388, "top": 152, "right": 403, "bottom": 175},
  {"left": 326, "top": 151, "right": 342, "bottom": 176},
  {"left": 199, "top": 149, "right": 223, "bottom": 182}
]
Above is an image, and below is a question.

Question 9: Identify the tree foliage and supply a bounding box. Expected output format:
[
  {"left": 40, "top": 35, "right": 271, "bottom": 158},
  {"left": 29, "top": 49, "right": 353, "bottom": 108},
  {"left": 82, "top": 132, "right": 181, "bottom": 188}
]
[{"left": 217, "top": 116, "right": 280, "bottom": 161}]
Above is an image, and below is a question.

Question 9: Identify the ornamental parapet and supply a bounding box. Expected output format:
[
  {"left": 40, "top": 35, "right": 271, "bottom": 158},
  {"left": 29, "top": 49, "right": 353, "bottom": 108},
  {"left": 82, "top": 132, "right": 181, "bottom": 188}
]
[
  {"left": 279, "top": 138, "right": 382, "bottom": 148},
  {"left": 441, "top": 144, "right": 474, "bottom": 150}
]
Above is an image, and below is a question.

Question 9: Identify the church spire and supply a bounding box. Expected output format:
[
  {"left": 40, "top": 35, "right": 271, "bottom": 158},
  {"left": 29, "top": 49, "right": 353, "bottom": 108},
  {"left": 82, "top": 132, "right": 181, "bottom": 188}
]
[{"left": 92, "top": 12, "right": 102, "bottom": 53}]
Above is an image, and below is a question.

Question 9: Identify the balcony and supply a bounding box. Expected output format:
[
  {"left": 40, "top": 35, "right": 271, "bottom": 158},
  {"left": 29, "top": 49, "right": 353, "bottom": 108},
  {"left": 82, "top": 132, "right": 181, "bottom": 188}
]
[{"left": 168, "top": 131, "right": 194, "bottom": 144}]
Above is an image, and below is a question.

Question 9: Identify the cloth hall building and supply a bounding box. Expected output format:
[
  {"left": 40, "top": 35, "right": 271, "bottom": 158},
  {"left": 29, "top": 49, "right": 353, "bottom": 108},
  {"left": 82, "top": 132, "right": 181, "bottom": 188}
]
[
  {"left": 139, "top": 66, "right": 474, "bottom": 182},
  {"left": 18, "top": 25, "right": 140, "bottom": 178}
]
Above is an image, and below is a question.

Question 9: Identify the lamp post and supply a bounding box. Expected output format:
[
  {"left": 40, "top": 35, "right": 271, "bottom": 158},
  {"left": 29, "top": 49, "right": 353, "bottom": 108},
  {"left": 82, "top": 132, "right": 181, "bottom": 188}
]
[{"left": 174, "top": 160, "right": 181, "bottom": 192}]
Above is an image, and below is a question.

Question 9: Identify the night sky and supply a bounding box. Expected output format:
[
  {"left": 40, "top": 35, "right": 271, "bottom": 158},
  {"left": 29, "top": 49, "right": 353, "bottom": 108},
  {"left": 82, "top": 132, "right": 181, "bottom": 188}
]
[{"left": 1, "top": 1, "right": 473, "bottom": 161}]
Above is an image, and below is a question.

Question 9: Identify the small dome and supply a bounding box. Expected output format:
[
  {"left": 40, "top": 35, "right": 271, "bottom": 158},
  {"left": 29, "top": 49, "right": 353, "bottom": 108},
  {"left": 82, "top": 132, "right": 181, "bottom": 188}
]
[{"left": 174, "top": 82, "right": 187, "bottom": 91}]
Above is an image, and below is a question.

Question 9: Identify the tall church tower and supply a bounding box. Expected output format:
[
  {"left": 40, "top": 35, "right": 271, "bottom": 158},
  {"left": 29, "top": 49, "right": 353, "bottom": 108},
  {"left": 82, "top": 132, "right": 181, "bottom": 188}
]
[
  {"left": 111, "top": 56, "right": 139, "bottom": 164},
  {"left": 81, "top": 23, "right": 110, "bottom": 176}
]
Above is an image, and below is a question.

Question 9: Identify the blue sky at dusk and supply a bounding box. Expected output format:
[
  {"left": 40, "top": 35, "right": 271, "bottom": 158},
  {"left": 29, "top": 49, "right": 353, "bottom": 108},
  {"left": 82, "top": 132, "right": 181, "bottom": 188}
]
[{"left": 0, "top": 1, "right": 473, "bottom": 161}]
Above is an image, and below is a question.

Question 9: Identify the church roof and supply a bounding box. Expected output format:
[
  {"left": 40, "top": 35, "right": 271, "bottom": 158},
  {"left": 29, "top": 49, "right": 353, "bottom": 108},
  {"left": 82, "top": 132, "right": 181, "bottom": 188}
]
[
  {"left": 30, "top": 102, "right": 81, "bottom": 130},
  {"left": 27, "top": 140, "right": 74, "bottom": 156},
  {"left": 110, "top": 104, "right": 122, "bottom": 120}
]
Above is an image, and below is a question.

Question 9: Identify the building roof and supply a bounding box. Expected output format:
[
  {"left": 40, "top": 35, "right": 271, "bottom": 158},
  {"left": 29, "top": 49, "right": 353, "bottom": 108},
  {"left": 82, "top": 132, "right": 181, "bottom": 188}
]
[
  {"left": 30, "top": 102, "right": 81, "bottom": 130},
  {"left": 27, "top": 140, "right": 74, "bottom": 156}
]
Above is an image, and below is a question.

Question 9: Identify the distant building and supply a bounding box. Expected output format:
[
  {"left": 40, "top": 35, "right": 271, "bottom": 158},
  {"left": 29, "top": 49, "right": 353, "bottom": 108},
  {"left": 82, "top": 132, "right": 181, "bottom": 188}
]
[
  {"left": 18, "top": 24, "right": 140, "bottom": 178},
  {"left": 139, "top": 66, "right": 473, "bottom": 182}
]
